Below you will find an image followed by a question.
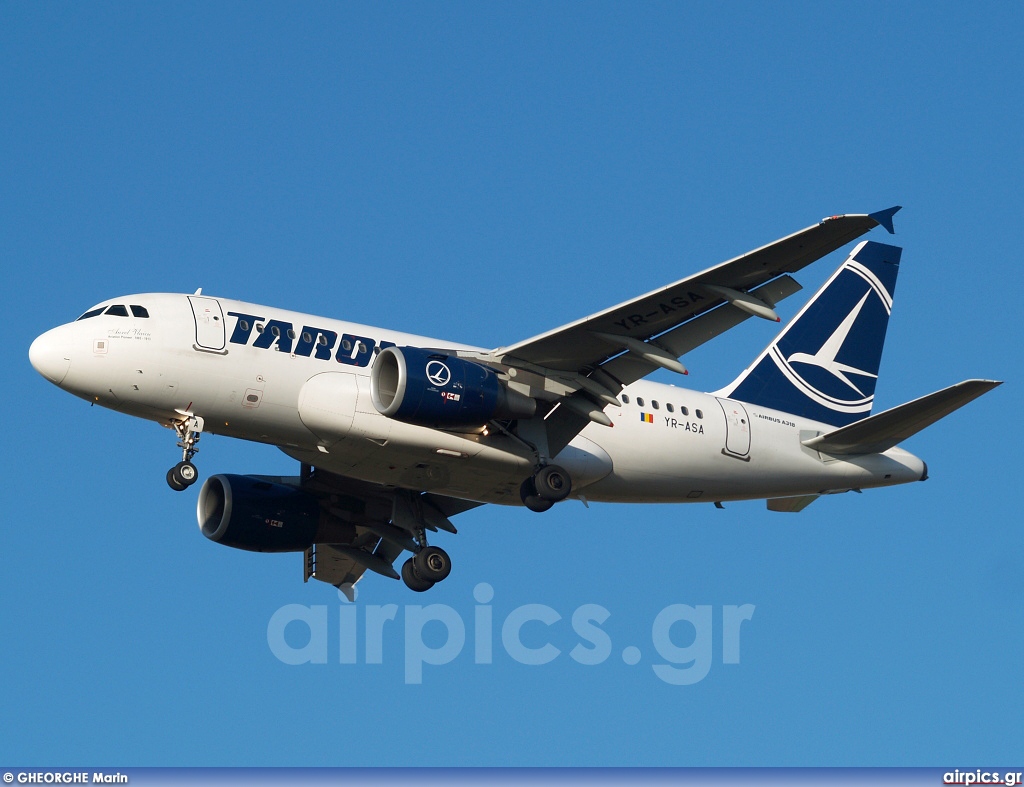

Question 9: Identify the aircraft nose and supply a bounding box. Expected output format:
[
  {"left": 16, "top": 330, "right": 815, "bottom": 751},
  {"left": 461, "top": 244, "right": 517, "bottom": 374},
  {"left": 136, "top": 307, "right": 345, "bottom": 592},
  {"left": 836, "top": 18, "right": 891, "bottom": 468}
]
[{"left": 29, "top": 328, "right": 72, "bottom": 385}]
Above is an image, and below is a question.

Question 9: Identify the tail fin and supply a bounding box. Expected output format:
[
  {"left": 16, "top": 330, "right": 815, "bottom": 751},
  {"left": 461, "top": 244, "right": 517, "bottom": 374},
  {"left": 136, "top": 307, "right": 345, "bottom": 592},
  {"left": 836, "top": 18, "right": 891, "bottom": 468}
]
[{"left": 719, "top": 240, "right": 902, "bottom": 426}]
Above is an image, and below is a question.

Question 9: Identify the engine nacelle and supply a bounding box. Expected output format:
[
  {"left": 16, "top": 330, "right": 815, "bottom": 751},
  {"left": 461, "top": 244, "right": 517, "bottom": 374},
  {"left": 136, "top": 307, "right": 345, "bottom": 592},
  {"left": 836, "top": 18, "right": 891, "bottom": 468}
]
[
  {"left": 370, "top": 346, "right": 536, "bottom": 429},
  {"left": 197, "top": 474, "right": 324, "bottom": 553}
]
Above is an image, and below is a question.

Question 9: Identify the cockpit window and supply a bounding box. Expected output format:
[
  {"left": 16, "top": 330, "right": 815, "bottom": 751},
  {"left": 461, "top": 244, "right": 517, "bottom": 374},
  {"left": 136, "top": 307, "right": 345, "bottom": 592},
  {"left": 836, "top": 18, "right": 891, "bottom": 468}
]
[
  {"left": 105, "top": 305, "right": 129, "bottom": 317},
  {"left": 130, "top": 305, "right": 150, "bottom": 318},
  {"left": 77, "top": 307, "right": 105, "bottom": 321}
]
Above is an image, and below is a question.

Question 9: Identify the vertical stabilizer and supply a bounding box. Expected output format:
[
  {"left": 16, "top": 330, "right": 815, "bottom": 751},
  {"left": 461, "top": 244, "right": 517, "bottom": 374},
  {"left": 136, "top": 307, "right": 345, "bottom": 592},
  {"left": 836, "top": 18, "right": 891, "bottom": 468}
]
[{"left": 718, "top": 240, "right": 902, "bottom": 427}]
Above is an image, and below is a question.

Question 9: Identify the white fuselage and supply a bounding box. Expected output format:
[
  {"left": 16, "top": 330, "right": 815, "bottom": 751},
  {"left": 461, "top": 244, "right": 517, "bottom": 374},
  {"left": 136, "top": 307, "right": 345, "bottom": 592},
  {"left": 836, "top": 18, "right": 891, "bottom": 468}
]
[{"left": 29, "top": 292, "right": 926, "bottom": 506}]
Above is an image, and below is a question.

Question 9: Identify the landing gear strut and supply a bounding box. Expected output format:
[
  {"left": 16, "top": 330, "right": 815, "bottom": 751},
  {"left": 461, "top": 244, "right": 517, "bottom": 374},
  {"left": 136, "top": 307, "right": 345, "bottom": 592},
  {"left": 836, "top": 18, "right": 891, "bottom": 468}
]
[
  {"left": 400, "top": 527, "right": 453, "bottom": 592},
  {"left": 520, "top": 464, "right": 572, "bottom": 512},
  {"left": 166, "top": 417, "right": 203, "bottom": 491}
]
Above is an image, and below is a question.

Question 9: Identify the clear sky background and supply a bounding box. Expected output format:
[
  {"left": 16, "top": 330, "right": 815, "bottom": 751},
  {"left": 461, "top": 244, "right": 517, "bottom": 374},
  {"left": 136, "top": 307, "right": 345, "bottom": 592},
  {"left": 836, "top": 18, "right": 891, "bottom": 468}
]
[{"left": 2, "top": 1, "right": 1020, "bottom": 767}]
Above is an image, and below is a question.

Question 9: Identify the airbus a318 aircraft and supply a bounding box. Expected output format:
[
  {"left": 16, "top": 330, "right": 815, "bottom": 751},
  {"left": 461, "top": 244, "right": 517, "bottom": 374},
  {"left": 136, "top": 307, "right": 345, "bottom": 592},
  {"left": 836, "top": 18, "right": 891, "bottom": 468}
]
[{"left": 29, "top": 208, "right": 1000, "bottom": 594}]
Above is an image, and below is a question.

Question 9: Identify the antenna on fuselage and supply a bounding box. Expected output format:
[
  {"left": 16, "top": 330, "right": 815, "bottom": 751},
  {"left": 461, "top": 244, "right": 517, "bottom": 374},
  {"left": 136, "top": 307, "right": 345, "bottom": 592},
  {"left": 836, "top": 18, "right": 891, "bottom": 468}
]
[{"left": 194, "top": 288, "right": 202, "bottom": 295}]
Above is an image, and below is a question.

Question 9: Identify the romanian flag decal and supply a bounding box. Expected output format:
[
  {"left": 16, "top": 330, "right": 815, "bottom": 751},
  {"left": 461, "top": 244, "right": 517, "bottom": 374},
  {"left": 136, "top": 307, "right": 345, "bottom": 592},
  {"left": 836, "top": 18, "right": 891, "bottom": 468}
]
[{"left": 640, "top": 412, "right": 654, "bottom": 423}]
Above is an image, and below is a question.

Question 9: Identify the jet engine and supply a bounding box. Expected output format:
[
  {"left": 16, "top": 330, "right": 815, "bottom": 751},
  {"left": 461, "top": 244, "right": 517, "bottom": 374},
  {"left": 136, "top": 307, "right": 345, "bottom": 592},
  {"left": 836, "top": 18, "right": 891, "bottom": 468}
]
[
  {"left": 370, "top": 346, "right": 536, "bottom": 429},
  {"left": 197, "top": 474, "right": 352, "bottom": 552}
]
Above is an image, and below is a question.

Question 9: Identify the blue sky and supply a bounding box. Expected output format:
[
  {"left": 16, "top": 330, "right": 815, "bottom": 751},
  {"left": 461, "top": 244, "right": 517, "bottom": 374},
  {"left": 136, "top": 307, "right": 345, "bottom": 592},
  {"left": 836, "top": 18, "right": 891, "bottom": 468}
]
[{"left": 1, "top": 1, "right": 1020, "bottom": 767}]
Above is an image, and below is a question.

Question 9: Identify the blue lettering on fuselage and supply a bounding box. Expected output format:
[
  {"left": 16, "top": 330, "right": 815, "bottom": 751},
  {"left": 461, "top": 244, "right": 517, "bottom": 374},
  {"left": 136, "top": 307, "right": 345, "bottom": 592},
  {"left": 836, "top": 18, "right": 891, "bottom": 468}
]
[
  {"left": 226, "top": 312, "right": 394, "bottom": 368},
  {"left": 293, "top": 328, "right": 337, "bottom": 360},
  {"left": 253, "top": 319, "right": 294, "bottom": 353},
  {"left": 335, "top": 333, "right": 375, "bottom": 366},
  {"left": 227, "top": 312, "right": 264, "bottom": 344}
]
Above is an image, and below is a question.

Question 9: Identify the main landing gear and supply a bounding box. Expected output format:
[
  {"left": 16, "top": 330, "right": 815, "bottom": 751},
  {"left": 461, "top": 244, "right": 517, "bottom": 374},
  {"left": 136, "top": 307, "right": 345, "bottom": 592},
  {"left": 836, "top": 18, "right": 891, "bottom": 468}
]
[
  {"left": 166, "top": 417, "right": 203, "bottom": 492},
  {"left": 401, "top": 532, "right": 452, "bottom": 593},
  {"left": 519, "top": 464, "right": 572, "bottom": 513}
]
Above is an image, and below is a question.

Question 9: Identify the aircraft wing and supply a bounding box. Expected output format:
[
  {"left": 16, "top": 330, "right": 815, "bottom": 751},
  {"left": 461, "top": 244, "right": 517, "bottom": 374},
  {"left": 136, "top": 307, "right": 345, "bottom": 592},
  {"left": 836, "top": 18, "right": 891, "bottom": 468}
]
[
  {"left": 493, "top": 208, "right": 900, "bottom": 375},
  {"left": 292, "top": 464, "right": 482, "bottom": 597},
  {"left": 483, "top": 208, "right": 900, "bottom": 456}
]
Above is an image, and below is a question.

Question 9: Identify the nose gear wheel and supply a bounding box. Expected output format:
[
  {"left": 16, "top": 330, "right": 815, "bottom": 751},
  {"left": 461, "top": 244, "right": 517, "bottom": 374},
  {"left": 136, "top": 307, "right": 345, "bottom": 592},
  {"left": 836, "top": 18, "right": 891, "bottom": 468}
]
[{"left": 166, "top": 417, "right": 203, "bottom": 491}]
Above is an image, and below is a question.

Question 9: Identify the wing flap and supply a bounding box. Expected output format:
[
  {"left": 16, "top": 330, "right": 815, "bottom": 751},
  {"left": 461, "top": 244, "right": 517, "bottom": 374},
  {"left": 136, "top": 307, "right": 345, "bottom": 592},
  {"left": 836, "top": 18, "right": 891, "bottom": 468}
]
[
  {"left": 305, "top": 543, "right": 370, "bottom": 591},
  {"left": 802, "top": 379, "right": 1002, "bottom": 456},
  {"left": 600, "top": 275, "right": 803, "bottom": 387},
  {"left": 767, "top": 494, "right": 819, "bottom": 512}
]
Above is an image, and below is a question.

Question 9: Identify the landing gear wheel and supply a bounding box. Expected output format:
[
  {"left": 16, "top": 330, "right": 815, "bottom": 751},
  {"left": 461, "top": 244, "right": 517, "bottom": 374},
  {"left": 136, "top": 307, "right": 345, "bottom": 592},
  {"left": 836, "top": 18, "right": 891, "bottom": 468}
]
[
  {"left": 402, "top": 558, "right": 435, "bottom": 592},
  {"left": 414, "top": 546, "right": 452, "bottom": 583},
  {"left": 534, "top": 464, "right": 571, "bottom": 502},
  {"left": 520, "top": 478, "right": 554, "bottom": 513},
  {"left": 167, "top": 417, "right": 203, "bottom": 491},
  {"left": 174, "top": 461, "right": 199, "bottom": 487},
  {"left": 166, "top": 467, "right": 187, "bottom": 492}
]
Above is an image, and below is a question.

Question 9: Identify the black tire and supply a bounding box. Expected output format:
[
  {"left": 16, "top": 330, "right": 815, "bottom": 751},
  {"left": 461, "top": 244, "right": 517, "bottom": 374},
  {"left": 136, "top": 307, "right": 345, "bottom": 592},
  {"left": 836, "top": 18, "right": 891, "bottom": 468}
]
[
  {"left": 520, "top": 478, "right": 554, "bottom": 512},
  {"left": 534, "top": 465, "right": 571, "bottom": 502},
  {"left": 175, "top": 461, "right": 199, "bottom": 486},
  {"left": 414, "top": 546, "right": 452, "bottom": 582},
  {"left": 402, "top": 558, "right": 434, "bottom": 592},
  {"left": 166, "top": 467, "right": 187, "bottom": 492}
]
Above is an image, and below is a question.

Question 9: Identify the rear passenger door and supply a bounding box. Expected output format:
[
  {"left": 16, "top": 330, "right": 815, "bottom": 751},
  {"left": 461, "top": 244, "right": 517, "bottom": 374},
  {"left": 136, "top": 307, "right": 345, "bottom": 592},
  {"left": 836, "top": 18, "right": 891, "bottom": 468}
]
[{"left": 717, "top": 397, "right": 751, "bottom": 458}]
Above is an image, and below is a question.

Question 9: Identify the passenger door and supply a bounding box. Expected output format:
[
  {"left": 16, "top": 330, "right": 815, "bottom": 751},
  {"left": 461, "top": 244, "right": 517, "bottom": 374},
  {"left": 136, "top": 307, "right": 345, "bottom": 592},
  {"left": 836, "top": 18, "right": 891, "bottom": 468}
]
[{"left": 188, "top": 296, "right": 226, "bottom": 352}]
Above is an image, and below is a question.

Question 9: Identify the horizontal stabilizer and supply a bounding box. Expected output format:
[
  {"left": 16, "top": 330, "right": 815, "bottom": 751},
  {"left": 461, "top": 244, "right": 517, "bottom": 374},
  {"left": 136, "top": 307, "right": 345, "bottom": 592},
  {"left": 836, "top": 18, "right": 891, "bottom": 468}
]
[{"left": 802, "top": 379, "right": 1002, "bottom": 455}]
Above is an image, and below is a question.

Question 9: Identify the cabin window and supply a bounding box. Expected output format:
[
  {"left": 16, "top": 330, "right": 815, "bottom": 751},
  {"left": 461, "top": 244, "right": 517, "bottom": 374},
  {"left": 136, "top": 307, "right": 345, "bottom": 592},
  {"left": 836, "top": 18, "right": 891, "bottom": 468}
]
[
  {"left": 105, "top": 305, "right": 129, "bottom": 317},
  {"left": 342, "top": 339, "right": 352, "bottom": 351},
  {"left": 130, "top": 305, "right": 150, "bottom": 318},
  {"left": 637, "top": 397, "right": 645, "bottom": 407},
  {"left": 302, "top": 331, "right": 312, "bottom": 344},
  {"left": 287, "top": 329, "right": 297, "bottom": 340},
  {"left": 317, "top": 334, "right": 328, "bottom": 346},
  {"left": 652, "top": 400, "right": 660, "bottom": 410},
  {"left": 77, "top": 307, "right": 105, "bottom": 321},
  {"left": 271, "top": 325, "right": 281, "bottom": 337},
  {"left": 666, "top": 403, "right": 674, "bottom": 413},
  {"left": 681, "top": 406, "right": 689, "bottom": 416},
  {"left": 696, "top": 409, "right": 703, "bottom": 419},
  {"left": 621, "top": 394, "right": 630, "bottom": 404},
  {"left": 357, "top": 341, "right": 368, "bottom": 354},
  {"left": 239, "top": 320, "right": 249, "bottom": 332}
]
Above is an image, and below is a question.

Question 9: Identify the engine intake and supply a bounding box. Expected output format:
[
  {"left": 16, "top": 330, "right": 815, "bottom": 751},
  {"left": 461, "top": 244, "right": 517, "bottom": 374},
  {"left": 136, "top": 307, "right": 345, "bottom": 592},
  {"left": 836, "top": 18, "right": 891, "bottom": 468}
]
[{"left": 370, "top": 346, "right": 535, "bottom": 429}]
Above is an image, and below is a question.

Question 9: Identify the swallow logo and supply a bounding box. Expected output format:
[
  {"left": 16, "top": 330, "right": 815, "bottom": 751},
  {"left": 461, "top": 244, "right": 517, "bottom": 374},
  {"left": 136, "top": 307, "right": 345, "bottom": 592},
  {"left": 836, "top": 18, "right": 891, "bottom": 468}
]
[
  {"left": 768, "top": 259, "right": 892, "bottom": 415},
  {"left": 787, "top": 290, "right": 877, "bottom": 396},
  {"left": 426, "top": 360, "right": 451, "bottom": 387}
]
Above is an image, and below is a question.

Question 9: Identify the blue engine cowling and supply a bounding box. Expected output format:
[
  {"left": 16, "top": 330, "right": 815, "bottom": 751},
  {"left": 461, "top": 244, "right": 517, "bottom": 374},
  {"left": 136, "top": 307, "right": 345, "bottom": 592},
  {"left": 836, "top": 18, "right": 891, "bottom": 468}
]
[
  {"left": 197, "top": 474, "right": 321, "bottom": 553},
  {"left": 370, "top": 346, "right": 535, "bottom": 429}
]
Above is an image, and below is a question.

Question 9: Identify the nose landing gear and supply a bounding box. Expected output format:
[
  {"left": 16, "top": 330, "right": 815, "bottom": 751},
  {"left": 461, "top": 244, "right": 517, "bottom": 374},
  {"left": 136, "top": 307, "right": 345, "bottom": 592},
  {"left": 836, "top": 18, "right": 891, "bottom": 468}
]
[{"left": 166, "top": 416, "right": 203, "bottom": 491}]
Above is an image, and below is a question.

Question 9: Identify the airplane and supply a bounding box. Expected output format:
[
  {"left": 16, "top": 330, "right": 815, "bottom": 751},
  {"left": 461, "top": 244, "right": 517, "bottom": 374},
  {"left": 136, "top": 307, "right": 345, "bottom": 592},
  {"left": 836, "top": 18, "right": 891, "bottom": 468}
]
[{"left": 28, "top": 207, "right": 1001, "bottom": 595}]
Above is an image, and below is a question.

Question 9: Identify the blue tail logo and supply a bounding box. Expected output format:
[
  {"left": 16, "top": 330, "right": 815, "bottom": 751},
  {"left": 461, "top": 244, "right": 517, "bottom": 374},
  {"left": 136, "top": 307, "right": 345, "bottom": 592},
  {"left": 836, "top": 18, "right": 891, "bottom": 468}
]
[{"left": 721, "top": 241, "right": 902, "bottom": 426}]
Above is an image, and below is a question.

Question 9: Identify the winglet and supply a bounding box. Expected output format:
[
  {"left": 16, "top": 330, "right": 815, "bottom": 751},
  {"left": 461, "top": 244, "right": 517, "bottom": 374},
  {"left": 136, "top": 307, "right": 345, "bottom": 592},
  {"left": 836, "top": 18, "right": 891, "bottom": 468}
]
[{"left": 869, "top": 205, "right": 901, "bottom": 235}]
